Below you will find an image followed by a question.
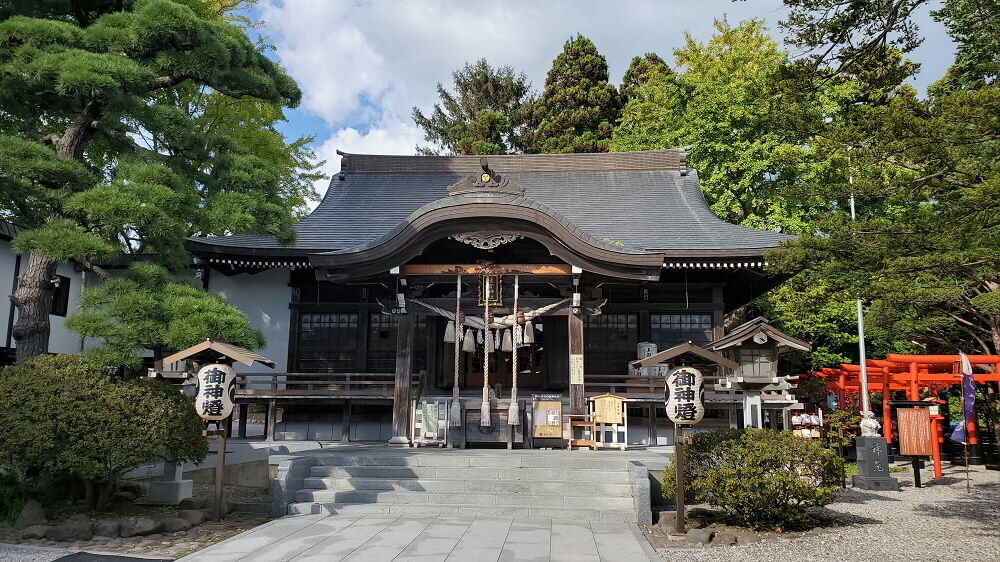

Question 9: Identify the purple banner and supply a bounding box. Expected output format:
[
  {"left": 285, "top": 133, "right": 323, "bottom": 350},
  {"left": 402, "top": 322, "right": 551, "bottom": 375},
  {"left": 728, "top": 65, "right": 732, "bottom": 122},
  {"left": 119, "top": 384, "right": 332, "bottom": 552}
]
[{"left": 949, "top": 372, "right": 976, "bottom": 444}]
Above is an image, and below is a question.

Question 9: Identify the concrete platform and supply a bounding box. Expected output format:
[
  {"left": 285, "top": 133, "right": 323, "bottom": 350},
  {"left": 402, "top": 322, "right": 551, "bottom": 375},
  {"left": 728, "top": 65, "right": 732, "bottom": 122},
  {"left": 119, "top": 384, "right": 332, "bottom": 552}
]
[{"left": 178, "top": 513, "right": 658, "bottom": 561}]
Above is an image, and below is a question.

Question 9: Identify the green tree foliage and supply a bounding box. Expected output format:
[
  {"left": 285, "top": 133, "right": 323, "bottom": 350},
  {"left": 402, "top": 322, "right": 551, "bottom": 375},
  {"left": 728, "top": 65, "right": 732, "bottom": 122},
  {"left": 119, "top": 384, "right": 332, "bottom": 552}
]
[
  {"left": 66, "top": 262, "right": 265, "bottom": 368},
  {"left": 0, "top": 0, "right": 319, "bottom": 358},
  {"left": 0, "top": 355, "right": 207, "bottom": 510},
  {"left": 823, "top": 409, "right": 861, "bottom": 450},
  {"left": 412, "top": 59, "right": 535, "bottom": 155},
  {"left": 771, "top": 0, "right": 1000, "bottom": 357},
  {"left": 531, "top": 34, "right": 621, "bottom": 153},
  {"left": 696, "top": 430, "right": 843, "bottom": 530},
  {"left": 619, "top": 52, "right": 670, "bottom": 103},
  {"left": 612, "top": 19, "right": 830, "bottom": 232}
]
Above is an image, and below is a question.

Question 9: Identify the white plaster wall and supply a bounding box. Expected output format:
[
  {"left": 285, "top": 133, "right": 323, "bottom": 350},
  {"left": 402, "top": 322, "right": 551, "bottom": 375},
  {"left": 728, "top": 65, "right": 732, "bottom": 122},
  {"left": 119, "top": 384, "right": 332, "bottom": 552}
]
[
  {"left": 208, "top": 268, "right": 291, "bottom": 372},
  {"left": 47, "top": 260, "right": 84, "bottom": 354},
  {"left": 0, "top": 241, "right": 84, "bottom": 355},
  {"left": 0, "top": 241, "right": 18, "bottom": 348}
]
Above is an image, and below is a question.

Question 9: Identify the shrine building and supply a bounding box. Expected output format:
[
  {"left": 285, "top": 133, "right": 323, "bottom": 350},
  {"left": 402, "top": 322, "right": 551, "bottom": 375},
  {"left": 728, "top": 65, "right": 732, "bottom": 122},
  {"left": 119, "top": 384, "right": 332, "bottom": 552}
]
[{"left": 184, "top": 149, "right": 800, "bottom": 446}]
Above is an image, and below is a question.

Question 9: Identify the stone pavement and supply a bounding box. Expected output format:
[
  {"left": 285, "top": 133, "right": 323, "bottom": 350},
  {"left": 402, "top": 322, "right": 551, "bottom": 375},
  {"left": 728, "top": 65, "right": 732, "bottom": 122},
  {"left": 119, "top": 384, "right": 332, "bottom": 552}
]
[{"left": 178, "top": 513, "right": 658, "bottom": 561}]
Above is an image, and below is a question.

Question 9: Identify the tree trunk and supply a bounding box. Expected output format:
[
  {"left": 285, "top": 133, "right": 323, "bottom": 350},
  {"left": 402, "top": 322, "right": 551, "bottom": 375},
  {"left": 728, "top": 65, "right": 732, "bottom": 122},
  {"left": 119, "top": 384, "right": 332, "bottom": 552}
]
[
  {"left": 12, "top": 101, "right": 102, "bottom": 360},
  {"left": 12, "top": 252, "right": 58, "bottom": 360}
]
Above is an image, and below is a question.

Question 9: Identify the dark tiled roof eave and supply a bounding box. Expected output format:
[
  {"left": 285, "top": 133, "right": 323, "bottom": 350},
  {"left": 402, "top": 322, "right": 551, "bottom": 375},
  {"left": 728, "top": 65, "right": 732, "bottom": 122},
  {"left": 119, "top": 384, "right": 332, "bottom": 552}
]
[{"left": 185, "top": 151, "right": 792, "bottom": 263}]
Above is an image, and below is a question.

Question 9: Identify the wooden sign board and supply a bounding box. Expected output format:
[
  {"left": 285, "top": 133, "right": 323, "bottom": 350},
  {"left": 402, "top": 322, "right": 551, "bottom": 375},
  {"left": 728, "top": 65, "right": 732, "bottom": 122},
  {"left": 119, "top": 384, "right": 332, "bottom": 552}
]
[
  {"left": 593, "top": 394, "right": 625, "bottom": 425},
  {"left": 898, "top": 408, "right": 933, "bottom": 456},
  {"left": 532, "top": 394, "right": 563, "bottom": 438},
  {"left": 569, "top": 354, "right": 584, "bottom": 385}
]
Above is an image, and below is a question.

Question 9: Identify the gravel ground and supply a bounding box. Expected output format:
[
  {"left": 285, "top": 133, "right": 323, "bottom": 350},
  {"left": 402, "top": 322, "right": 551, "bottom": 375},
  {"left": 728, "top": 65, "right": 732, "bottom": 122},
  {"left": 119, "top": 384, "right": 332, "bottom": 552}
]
[{"left": 658, "top": 464, "right": 1000, "bottom": 561}]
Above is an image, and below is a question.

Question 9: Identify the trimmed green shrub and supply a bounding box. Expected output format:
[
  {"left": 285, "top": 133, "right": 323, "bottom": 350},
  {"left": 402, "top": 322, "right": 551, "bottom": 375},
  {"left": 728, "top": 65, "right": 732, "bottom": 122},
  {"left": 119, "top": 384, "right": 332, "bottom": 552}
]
[
  {"left": 697, "top": 430, "right": 843, "bottom": 530},
  {"left": 0, "top": 355, "right": 208, "bottom": 510},
  {"left": 663, "top": 427, "right": 745, "bottom": 501},
  {"left": 824, "top": 409, "right": 860, "bottom": 450}
]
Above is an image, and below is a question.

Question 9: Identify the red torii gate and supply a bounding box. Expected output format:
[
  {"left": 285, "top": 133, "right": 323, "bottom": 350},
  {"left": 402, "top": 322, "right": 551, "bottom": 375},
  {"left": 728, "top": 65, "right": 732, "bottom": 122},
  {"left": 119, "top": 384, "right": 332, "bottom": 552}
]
[{"left": 808, "top": 353, "right": 1000, "bottom": 477}]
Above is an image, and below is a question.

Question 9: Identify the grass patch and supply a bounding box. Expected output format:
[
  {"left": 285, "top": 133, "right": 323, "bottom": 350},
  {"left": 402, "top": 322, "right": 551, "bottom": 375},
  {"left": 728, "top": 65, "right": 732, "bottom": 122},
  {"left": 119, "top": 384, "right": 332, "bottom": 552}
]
[{"left": 844, "top": 461, "right": 908, "bottom": 476}]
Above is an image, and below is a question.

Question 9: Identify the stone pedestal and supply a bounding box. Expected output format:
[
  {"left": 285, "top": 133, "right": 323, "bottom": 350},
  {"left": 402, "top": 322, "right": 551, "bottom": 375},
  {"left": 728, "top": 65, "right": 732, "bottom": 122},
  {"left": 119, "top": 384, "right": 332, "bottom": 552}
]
[
  {"left": 146, "top": 462, "right": 194, "bottom": 505},
  {"left": 852, "top": 436, "right": 899, "bottom": 491}
]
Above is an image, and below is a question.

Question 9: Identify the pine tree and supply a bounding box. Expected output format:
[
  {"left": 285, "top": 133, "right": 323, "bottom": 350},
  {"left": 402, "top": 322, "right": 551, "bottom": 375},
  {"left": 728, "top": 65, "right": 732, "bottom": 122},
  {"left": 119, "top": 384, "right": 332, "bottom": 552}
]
[
  {"left": 0, "top": 0, "right": 312, "bottom": 359},
  {"left": 620, "top": 52, "right": 671, "bottom": 103},
  {"left": 412, "top": 59, "right": 535, "bottom": 155},
  {"left": 531, "top": 34, "right": 621, "bottom": 153}
]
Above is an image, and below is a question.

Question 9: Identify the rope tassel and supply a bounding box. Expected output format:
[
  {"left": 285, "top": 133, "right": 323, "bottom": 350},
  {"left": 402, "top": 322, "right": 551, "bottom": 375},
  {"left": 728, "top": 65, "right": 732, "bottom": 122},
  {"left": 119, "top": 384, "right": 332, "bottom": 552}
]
[
  {"left": 462, "top": 328, "right": 476, "bottom": 353},
  {"left": 450, "top": 275, "right": 463, "bottom": 428},
  {"left": 509, "top": 275, "right": 521, "bottom": 426},
  {"left": 481, "top": 275, "right": 492, "bottom": 427}
]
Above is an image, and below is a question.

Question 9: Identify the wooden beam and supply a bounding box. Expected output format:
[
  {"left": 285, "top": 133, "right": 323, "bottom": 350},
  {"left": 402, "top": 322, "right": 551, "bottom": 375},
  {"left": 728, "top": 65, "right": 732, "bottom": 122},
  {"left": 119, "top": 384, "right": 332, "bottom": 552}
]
[
  {"left": 401, "top": 264, "right": 573, "bottom": 276},
  {"left": 569, "top": 312, "right": 585, "bottom": 415},
  {"left": 389, "top": 313, "right": 415, "bottom": 444}
]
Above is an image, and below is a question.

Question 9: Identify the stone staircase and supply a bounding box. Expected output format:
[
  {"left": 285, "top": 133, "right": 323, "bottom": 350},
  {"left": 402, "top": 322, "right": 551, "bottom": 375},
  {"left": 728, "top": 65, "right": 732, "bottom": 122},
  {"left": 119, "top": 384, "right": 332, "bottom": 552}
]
[{"left": 286, "top": 452, "right": 650, "bottom": 522}]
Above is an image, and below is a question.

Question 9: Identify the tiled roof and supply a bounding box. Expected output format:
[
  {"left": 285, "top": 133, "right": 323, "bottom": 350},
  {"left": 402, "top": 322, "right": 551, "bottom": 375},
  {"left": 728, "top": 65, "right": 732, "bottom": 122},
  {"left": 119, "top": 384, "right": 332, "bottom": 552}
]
[
  {"left": 190, "top": 150, "right": 791, "bottom": 255},
  {"left": 0, "top": 220, "right": 24, "bottom": 241}
]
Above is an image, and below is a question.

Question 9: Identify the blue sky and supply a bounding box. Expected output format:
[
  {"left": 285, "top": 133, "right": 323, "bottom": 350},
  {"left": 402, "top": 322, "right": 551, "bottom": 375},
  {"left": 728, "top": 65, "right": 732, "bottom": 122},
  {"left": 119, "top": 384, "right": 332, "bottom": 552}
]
[{"left": 254, "top": 1, "right": 956, "bottom": 194}]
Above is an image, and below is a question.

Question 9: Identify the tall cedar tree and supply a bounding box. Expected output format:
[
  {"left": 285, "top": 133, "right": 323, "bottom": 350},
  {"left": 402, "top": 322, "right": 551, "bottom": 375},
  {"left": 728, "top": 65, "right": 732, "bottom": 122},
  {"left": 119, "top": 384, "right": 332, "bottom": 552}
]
[
  {"left": 412, "top": 59, "right": 534, "bottom": 155},
  {"left": 772, "top": 0, "right": 1000, "bottom": 356},
  {"left": 619, "top": 52, "right": 671, "bottom": 103},
  {"left": 531, "top": 34, "right": 621, "bottom": 153},
  {"left": 0, "top": 0, "right": 310, "bottom": 359}
]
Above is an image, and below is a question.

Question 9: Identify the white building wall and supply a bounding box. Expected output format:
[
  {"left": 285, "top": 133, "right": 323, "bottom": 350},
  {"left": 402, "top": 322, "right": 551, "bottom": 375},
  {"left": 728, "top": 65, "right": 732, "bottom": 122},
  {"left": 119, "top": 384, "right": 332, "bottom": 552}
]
[
  {"left": 0, "top": 241, "right": 19, "bottom": 349},
  {"left": 0, "top": 238, "right": 84, "bottom": 355},
  {"left": 208, "top": 268, "right": 291, "bottom": 372},
  {"left": 47, "top": 260, "right": 84, "bottom": 354}
]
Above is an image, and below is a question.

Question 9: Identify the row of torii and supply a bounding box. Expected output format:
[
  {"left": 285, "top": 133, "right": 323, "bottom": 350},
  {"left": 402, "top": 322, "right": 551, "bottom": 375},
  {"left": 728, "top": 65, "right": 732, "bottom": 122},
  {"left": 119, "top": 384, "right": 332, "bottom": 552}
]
[{"left": 809, "top": 353, "right": 1000, "bottom": 477}]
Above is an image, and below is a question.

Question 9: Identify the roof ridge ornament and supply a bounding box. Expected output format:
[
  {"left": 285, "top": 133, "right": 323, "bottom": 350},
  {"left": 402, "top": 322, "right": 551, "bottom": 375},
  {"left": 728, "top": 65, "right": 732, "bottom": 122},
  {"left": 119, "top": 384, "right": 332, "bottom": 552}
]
[
  {"left": 447, "top": 157, "right": 525, "bottom": 196},
  {"left": 451, "top": 232, "right": 523, "bottom": 250}
]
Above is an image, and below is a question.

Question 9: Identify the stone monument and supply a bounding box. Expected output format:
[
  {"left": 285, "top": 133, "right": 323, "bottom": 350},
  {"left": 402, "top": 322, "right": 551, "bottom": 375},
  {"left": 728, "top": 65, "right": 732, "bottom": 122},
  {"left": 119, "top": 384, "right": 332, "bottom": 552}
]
[{"left": 852, "top": 412, "right": 899, "bottom": 491}]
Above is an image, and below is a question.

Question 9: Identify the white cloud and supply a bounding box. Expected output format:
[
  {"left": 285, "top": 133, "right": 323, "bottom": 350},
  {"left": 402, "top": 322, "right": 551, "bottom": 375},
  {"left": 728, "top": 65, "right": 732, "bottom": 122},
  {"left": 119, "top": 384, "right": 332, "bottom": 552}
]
[
  {"left": 309, "top": 112, "right": 423, "bottom": 202},
  {"left": 262, "top": 0, "right": 956, "bottom": 166}
]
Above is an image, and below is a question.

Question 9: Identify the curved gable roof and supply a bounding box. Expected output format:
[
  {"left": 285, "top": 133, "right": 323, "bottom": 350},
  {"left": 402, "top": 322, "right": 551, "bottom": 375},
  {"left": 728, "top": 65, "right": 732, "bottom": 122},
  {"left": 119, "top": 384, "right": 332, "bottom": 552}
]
[{"left": 187, "top": 150, "right": 792, "bottom": 269}]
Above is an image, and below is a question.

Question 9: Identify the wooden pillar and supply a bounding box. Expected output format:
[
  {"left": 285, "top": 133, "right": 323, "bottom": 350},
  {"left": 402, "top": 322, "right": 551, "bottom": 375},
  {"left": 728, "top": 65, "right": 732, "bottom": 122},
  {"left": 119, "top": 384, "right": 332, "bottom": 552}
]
[
  {"left": 568, "top": 312, "right": 585, "bottom": 415},
  {"left": 389, "top": 313, "right": 415, "bottom": 444},
  {"left": 647, "top": 405, "right": 657, "bottom": 445},
  {"left": 265, "top": 399, "right": 277, "bottom": 442},
  {"left": 341, "top": 399, "right": 352, "bottom": 443},
  {"left": 237, "top": 403, "right": 248, "bottom": 439}
]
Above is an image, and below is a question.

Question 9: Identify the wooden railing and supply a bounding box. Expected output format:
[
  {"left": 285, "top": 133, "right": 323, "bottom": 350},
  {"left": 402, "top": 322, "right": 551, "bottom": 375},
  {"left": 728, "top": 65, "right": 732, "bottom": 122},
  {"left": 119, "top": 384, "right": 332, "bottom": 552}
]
[
  {"left": 234, "top": 372, "right": 417, "bottom": 399},
  {"left": 583, "top": 374, "right": 666, "bottom": 400}
]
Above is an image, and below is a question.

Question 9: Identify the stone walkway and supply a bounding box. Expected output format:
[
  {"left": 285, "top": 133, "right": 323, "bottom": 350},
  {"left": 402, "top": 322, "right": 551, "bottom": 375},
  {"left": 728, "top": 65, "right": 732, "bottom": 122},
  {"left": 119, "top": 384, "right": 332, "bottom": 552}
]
[{"left": 178, "top": 513, "right": 658, "bottom": 561}]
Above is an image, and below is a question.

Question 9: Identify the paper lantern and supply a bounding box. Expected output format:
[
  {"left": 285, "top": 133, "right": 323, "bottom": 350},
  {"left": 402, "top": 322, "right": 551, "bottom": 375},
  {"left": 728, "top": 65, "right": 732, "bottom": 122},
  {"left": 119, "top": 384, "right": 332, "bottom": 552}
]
[{"left": 194, "top": 364, "right": 237, "bottom": 420}]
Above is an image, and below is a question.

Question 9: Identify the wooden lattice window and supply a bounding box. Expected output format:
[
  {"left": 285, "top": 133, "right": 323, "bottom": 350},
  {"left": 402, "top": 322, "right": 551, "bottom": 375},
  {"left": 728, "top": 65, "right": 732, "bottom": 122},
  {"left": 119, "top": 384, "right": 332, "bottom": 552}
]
[
  {"left": 367, "top": 312, "right": 399, "bottom": 373},
  {"left": 296, "top": 312, "right": 359, "bottom": 372},
  {"left": 650, "top": 313, "right": 712, "bottom": 349},
  {"left": 584, "top": 313, "right": 638, "bottom": 375}
]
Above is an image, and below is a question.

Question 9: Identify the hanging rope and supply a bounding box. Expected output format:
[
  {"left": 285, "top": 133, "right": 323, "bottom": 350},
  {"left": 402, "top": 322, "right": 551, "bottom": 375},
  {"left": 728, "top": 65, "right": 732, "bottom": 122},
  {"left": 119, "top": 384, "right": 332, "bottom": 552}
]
[
  {"left": 409, "top": 297, "right": 569, "bottom": 328},
  {"left": 508, "top": 275, "right": 521, "bottom": 425},
  {"left": 481, "top": 275, "right": 492, "bottom": 427},
  {"left": 450, "top": 275, "right": 462, "bottom": 428}
]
